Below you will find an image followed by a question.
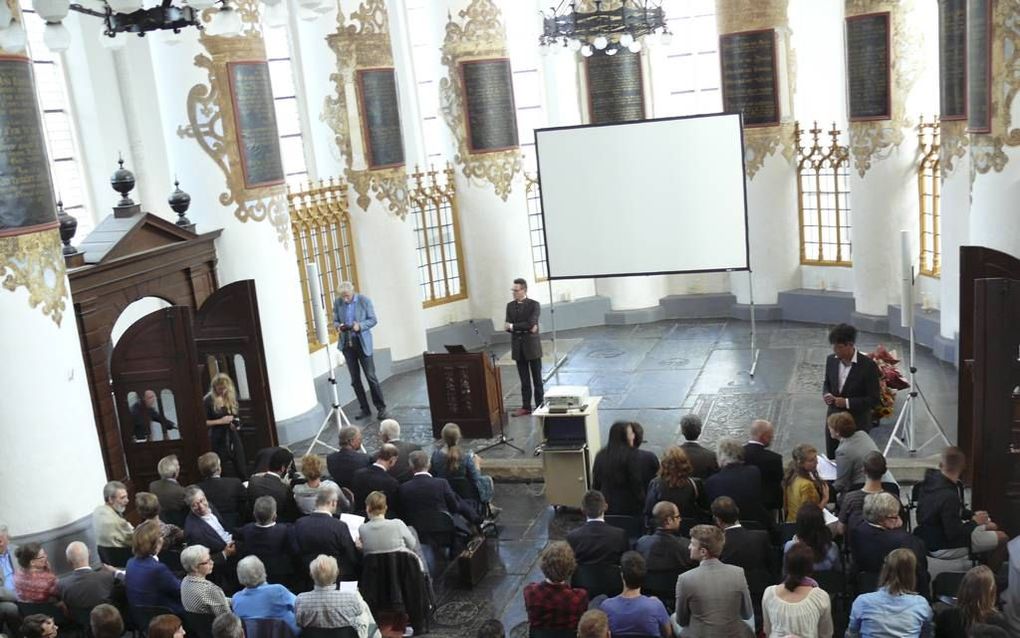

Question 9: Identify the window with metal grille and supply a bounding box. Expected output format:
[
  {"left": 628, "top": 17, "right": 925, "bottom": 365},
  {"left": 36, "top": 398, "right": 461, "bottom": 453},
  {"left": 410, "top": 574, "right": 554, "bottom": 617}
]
[
  {"left": 796, "top": 121, "right": 852, "bottom": 266},
  {"left": 264, "top": 27, "right": 310, "bottom": 187},
  {"left": 918, "top": 118, "right": 940, "bottom": 277},
  {"left": 524, "top": 172, "right": 547, "bottom": 281},
  {"left": 408, "top": 165, "right": 467, "bottom": 306},
  {"left": 658, "top": 0, "right": 722, "bottom": 116}
]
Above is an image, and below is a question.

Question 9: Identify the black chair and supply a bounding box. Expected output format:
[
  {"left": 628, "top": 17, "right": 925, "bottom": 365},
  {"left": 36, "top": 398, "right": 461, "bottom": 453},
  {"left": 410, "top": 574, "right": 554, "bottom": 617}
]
[
  {"left": 69, "top": 606, "right": 96, "bottom": 638},
  {"left": 815, "top": 569, "right": 849, "bottom": 619},
  {"left": 644, "top": 569, "right": 680, "bottom": 613},
  {"left": 131, "top": 605, "right": 175, "bottom": 637},
  {"left": 744, "top": 568, "right": 773, "bottom": 632},
  {"left": 571, "top": 563, "right": 622, "bottom": 600},
  {"left": 97, "top": 546, "right": 133, "bottom": 569},
  {"left": 933, "top": 571, "right": 968, "bottom": 600},
  {"left": 604, "top": 515, "right": 643, "bottom": 544},
  {"left": 158, "top": 550, "right": 183, "bottom": 576},
  {"left": 855, "top": 571, "right": 880, "bottom": 596},
  {"left": 242, "top": 617, "right": 297, "bottom": 638},
  {"left": 529, "top": 628, "right": 575, "bottom": 638},
  {"left": 15, "top": 601, "right": 72, "bottom": 626},
  {"left": 408, "top": 510, "right": 457, "bottom": 559},
  {"left": 299, "top": 628, "right": 358, "bottom": 638},
  {"left": 182, "top": 612, "right": 216, "bottom": 638},
  {"left": 778, "top": 522, "right": 798, "bottom": 545}
]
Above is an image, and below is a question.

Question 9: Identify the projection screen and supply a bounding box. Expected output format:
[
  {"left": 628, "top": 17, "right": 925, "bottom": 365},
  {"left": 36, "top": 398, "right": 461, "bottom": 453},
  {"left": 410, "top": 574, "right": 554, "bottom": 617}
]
[{"left": 534, "top": 113, "right": 749, "bottom": 280}]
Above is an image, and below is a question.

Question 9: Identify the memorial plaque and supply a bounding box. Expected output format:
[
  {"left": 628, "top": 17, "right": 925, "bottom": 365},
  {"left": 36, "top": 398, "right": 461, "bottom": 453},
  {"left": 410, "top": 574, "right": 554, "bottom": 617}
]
[
  {"left": 720, "top": 29, "right": 780, "bottom": 127},
  {"left": 356, "top": 68, "right": 405, "bottom": 169},
  {"left": 967, "top": 0, "right": 991, "bottom": 133},
  {"left": 939, "top": 0, "right": 967, "bottom": 120},
  {"left": 585, "top": 49, "right": 645, "bottom": 124},
  {"left": 227, "top": 61, "right": 285, "bottom": 189},
  {"left": 846, "top": 12, "right": 891, "bottom": 121},
  {"left": 0, "top": 56, "right": 57, "bottom": 233},
  {"left": 458, "top": 59, "right": 519, "bottom": 153}
]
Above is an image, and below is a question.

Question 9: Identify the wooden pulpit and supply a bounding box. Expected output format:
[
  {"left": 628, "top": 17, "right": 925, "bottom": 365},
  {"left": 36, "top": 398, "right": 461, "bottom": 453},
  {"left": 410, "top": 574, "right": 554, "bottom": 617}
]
[{"left": 423, "top": 351, "right": 504, "bottom": 438}]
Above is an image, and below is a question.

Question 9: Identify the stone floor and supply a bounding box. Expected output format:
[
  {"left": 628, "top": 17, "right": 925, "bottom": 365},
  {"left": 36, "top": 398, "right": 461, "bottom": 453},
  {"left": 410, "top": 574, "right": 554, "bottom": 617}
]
[{"left": 292, "top": 318, "right": 959, "bottom": 637}]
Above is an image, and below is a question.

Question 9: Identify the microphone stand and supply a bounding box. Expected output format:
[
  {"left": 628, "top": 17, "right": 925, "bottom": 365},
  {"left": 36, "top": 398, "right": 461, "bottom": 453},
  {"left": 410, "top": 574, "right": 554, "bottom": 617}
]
[{"left": 473, "top": 319, "right": 525, "bottom": 455}]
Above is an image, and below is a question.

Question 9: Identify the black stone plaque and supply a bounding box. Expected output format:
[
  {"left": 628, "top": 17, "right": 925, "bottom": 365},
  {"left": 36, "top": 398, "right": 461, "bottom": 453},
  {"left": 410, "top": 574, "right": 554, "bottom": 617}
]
[
  {"left": 458, "top": 58, "right": 519, "bottom": 153},
  {"left": 585, "top": 49, "right": 645, "bottom": 124},
  {"left": 939, "top": 0, "right": 967, "bottom": 120},
  {"left": 968, "top": 0, "right": 991, "bottom": 133},
  {"left": 227, "top": 61, "right": 285, "bottom": 189},
  {"left": 720, "top": 29, "right": 780, "bottom": 127},
  {"left": 0, "top": 56, "right": 57, "bottom": 234},
  {"left": 846, "top": 12, "right": 891, "bottom": 121},
  {"left": 357, "top": 68, "right": 405, "bottom": 169}
]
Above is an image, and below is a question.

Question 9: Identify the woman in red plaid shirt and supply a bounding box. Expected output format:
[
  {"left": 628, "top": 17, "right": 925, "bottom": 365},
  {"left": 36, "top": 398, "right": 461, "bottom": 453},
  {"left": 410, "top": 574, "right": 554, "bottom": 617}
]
[
  {"left": 14, "top": 544, "right": 59, "bottom": 603},
  {"left": 523, "top": 542, "right": 589, "bottom": 630}
]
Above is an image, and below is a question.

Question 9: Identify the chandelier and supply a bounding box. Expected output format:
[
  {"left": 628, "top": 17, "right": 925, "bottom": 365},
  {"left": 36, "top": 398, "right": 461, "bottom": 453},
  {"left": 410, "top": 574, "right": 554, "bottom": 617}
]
[{"left": 539, "top": 0, "right": 671, "bottom": 58}]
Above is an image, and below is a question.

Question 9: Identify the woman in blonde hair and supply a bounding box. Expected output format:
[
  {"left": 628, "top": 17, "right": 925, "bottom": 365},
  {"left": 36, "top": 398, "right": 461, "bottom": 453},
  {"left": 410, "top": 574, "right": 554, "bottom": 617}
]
[
  {"left": 204, "top": 373, "right": 248, "bottom": 479},
  {"left": 431, "top": 422, "right": 495, "bottom": 517},
  {"left": 782, "top": 443, "right": 829, "bottom": 523}
]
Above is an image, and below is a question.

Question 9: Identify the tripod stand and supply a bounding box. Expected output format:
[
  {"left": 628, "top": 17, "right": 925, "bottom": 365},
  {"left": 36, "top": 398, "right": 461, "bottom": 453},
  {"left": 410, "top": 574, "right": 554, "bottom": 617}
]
[
  {"left": 477, "top": 349, "right": 525, "bottom": 455},
  {"left": 305, "top": 346, "right": 354, "bottom": 456},
  {"left": 883, "top": 323, "right": 951, "bottom": 457}
]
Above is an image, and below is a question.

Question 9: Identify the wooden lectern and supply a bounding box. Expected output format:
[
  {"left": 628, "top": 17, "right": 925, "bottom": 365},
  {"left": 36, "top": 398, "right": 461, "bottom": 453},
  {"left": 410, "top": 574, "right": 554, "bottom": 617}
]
[{"left": 423, "top": 351, "right": 504, "bottom": 438}]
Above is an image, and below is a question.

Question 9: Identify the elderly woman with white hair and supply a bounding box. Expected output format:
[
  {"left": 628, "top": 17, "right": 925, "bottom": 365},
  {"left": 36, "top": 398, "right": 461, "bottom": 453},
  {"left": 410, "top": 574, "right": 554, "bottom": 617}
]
[
  {"left": 180, "top": 545, "right": 231, "bottom": 617},
  {"left": 704, "top": 436, "right": 771, "bottom": 527},
  {"left": 295, "top": 555, "right": 378, "bottom": 638},
  {"left": 231, "top": 556, "right": 299, "bottom": 635}
]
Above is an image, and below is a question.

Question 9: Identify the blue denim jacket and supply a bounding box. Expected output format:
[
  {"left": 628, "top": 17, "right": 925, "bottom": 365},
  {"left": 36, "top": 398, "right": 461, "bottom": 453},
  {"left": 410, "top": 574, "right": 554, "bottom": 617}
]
[{"left": 847, "top": 587, "right": 933, "bottom": 637}]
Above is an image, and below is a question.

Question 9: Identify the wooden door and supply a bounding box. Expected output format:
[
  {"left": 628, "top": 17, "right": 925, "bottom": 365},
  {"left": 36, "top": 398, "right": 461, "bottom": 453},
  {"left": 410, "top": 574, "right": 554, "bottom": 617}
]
[
  {"left": 110, "top": 306, "right": 207, "bottom": 488},
  {"left": 971, "top": 277, "right": 1020, "bottom": 537},
  {"left": 194, "top": 280, "right": 277, "bottom": 475}
]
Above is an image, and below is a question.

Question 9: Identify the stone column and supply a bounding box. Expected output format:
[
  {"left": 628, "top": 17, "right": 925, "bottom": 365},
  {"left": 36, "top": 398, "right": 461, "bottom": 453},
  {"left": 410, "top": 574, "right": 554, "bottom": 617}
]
[
  {"left": 0, "top": 1, "right": 107, "bottom": 562},
  {"left": 149, "top": 2, "right": 320, "bottom": 443}
]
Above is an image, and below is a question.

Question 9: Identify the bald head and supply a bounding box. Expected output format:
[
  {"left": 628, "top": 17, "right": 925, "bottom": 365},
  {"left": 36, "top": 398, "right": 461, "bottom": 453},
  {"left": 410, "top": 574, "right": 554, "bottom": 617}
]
[
  {"left": 749, "top": 419, "right": 774, "bottom": 446},
  {"left": 66, "top": 541, "right": 90, "bottom": 568}
]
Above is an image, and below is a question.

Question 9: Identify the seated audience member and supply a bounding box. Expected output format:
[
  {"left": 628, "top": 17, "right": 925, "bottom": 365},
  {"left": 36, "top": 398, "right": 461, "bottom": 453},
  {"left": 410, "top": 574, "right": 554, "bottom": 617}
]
[
  {"left": 292, "top": 485, "right": 360, "bottom": 579},
  {"left": 180, "top": 544, "right": 231, "bottom": 617},
  {"left": 838, "top": 451, "right": 896, "bottom": 532},
  {"left": 847, "top": 548, "right": 933, "bottom": 637},
  {"left": 184, "top": 486, "right": 238, "bottom": 566},
  {"left": 915, "top": 446, "right": 1008, "bottom": 566},
  {"left": 631, "top": 422, "right": 662, "bottom": 489},
  {"left": 232, "top": 556, "right": 299, "bottom": 636},
  {"left": 236, "top": 496, "right": 298, "bottom": 560},
  {"left": 59, "top": 541, "right": 118, "bottom": 610},
  {"left": 674, "top": 524, "right": 754, "bottom": 636},
  {"left": 643, "top": 446, "right": 707, "bottom": 530},
  {"left": 247, "top": 448, "right": 300, "bottom": 523},
  {"left": 19, "top": 614, "right": 58, "bottom": 638},
  {"left": 351, "top": 444, "right": 402, "bottom": 516},
  {"left": 0, "top": 524, "right": 18, "bottom": 633},
  {"left": 398, "top": 450, "right": 483, "bottom": 535},
  {"left": 136, "top": 492, "right": 185, "bottom": 551},
  {"left": 131, "top": 389, "right": 176, "bottom": 442},
  {"left": 93, "top": 480, "right": 134, "bottom": 548},
  {"left": 784, "top": 504, "right": 840, "bottom": 573},
  {"left": 598, "top": 551, "right": 672, "bottom": 638},
  {"left": 375, "top": 419, "right": 421, "bottom": 483},
  {"left": 850, "top": 492, "right": 928, "bottom": 596},
  {"left": 90, "top": 604, "right": 124, "bottom": 638},
  {"left": 591, "top": 421, "right": 645, "bottom": 516},
  {"left": 149, "top": 614, "right": 186, "bottom": 638},
  {"left": 295, "top": 555, "right": 377, "bottom": 638},
  {"left": 704, "top": 438, "right": 770, "bottom": 528},
  {"left": 149, "top": 455, "right": 188, "bottom": 523},
  {"left": 359, "top": 492, "right": 421, "bottom": 556},
  {"left": 125, "top": 520, "right": 183, "bottom": 615},
  {"left": 14, "top": 543, "right": 58, "bottom": 603},
  {"left": 762, "top": 543, "right": 833, "bottom": 638},
  {"left": 431, "top": 423, "right": 496, "bottom": 516},
  {"left": 475, "top": 619, "right": 504, "bottom": 638},
  {"left": 744, "top": 419, "right": 784, "bottom": 513},
  {"left": 635, "top": 501, "right": 694, "bottom": 573},
  {"left": 565, "top": 490, "right": 629, "bottom": 566},
  {"left": 935, "top": 565, "right": 1011, "bottom": 638},
  {"left": 711, "top": 496, "right": 777, "bottom": 580},
  {"left": 326, "top": 426, "right": 372, "bottom": 488},
  {"left": 212, "top": 613, "right": 245, "bottom": 638},
  {"left": 577, "top": 609, "right": 610, "bottom": 638},
  {"left": 522, "top": 542, "right": 588, "bottom": 631},
  {"left": 679, "top": 414, "right": 718, "bottom": 479},
  {"left": 292, "top": 454, "right": 344, "bottom": 516},
  {"left": 782, "top": 444, "right": 830, "bottom": 523},
  {"left": 829, "top": 412, "right": 880, "bottom": 494},
  {"left": 198, "top": 452, "right": 248, "bottom": 528}
]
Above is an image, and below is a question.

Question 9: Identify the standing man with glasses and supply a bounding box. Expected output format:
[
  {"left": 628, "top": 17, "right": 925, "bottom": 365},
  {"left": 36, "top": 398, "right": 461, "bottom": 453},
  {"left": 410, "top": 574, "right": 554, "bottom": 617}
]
[
  {"left": 505, "top": 278, "right": 543, "bottom": 416},
  {"left": 332, "top": 281, "right": 388, "bottom": 421}
]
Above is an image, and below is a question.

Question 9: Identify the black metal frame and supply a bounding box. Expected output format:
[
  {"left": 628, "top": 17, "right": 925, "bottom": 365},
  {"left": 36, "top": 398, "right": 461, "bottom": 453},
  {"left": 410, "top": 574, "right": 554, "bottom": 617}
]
[
  {"left": 69, "top": 1, "right": 202, "bottom": 37},
  {"left": 540, "top": 0, "right": 668, "bottom": 47}
]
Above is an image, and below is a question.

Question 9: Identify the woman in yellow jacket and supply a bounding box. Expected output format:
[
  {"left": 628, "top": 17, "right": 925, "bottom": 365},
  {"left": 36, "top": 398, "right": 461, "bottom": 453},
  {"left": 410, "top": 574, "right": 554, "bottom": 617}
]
[{"left": 782, "top": 444, "right": 829, "bottom": 523}]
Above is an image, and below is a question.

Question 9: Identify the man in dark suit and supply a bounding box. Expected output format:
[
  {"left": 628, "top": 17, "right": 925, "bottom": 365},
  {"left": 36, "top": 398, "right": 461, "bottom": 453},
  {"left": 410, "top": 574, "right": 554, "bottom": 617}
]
[
  {"left": 292, "top": 485, "right": 360, "bottom": 579},
  {"left": 183, "top": 486, "right": 238, "bottom": 579},
  {"left": 376, "top": 419, "right": 421, "bottom": 483},
  {"left": 235, "top": 496, "right": 298, "bottom": 558},
  {"left": 631, "top": 423, "right": 660, "bottom": 489},
  {"left": 743, "top": 420, "right": 784, "bottom": 513},
  {"left": 351, "top": 444, "right": 401, "bottom": 515},
  {"left": 850, "top": 492, "right": 929, "bottom": 593},
  {"left": 148, "top": 454, "right": 188, "bottom": 526},
  {"left": 398, "top": 451, "right": 482, "bottom": 531},
  {"left": 326, "top": 425, "right": 372, "bottom": 488},
  {"left": 635, "top": 501, "right": 694, "bottom": 573},
  {"left": 711, "top": 496, "right": 777, "bottom": 579},
  {"left": 247, "top": 448, "right": 299, "bottom": 523},
  {"left": 505, "top": 277, "right": 543, "bottom": 416},
  {"left": 704, "top": 438, "right": 771, "bottom": 529},
  {"left": 679, "top": 414, "right": 718, "bottom": 479},
  {"left": 197, "top": 452, "right": 248, "bottom": 529},
  {"left": 565, "top": 490, "right": 629, "bottom": 566},
  {"left": 822, "top": 323, "right": 881, "bottom": 458},
  {"left": 59, "top": 541, "right": 119, "bottom": 610}
]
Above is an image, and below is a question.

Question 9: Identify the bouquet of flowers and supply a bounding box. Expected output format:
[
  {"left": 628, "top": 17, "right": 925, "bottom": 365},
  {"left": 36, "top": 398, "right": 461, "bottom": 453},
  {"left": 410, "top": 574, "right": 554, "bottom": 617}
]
[{"left": 867, "top": 344, "right": 909, "bottom": 421}]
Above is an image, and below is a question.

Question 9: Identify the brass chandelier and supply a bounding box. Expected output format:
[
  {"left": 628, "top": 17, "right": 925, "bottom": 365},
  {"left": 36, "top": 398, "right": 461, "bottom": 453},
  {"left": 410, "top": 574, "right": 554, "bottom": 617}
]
[{"left": 539, "top": 0, "right": 671, "bottom": 57}]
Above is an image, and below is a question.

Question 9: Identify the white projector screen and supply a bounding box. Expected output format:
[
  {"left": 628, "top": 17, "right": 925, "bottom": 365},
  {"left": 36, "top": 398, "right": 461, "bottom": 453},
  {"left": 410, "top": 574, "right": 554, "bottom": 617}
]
[{"left": 535, "top": 113, "right": 749, "bottom": 279}]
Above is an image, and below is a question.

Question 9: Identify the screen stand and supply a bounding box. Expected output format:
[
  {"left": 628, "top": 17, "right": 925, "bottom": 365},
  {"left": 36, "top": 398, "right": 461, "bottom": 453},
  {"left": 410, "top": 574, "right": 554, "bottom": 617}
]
[
  {"left": 748, "top": 270, "right": 761, "bottom": 377},
  {"left": 543, "top": 278, "right": 568, "bottom": 383}
]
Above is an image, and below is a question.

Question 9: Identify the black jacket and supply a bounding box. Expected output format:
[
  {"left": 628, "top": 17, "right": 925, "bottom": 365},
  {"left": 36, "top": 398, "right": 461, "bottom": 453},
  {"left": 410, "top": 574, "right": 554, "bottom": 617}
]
[
  {"left": 350, "top": 465, "right": 401, "bottom": 515},
  {"left": 914, "top": 468, "right": 976, "bottom": 551},
  {"left": 850, "top": 521, "right": 929, "bottom": 595},
  {"left": 704, "top": 463, "right": 771, "bottom": 528},
  {"left": 565, "top": 520, "right": 629, "bottom": 565},
  {"left": 742, "top": 443, "right": 784, "bottom": 512},
  {"left": 247, "top": 473, "right": 300, "bottom": 523},
  {"left": 635, "top": 530, "right": 694, "bottom": 573},
  {"left": 236, "top": 522, "right": 298, "bottom": 558},
  {"left": 359, "top": 551, "right": 433, "bottom": 635},
  {"left": 592, "top": 448, "right": 645, "bottom": 516},
  {"left": 292, "top": 512, "right": 360, "bottom": 578},
  {"left": 823, "top": 351, "right": 882, "bottom": 431},
  {"left": 643, "top": 477, "right": 708, "bottom": 529},
  {"left": 198, "top": 476, "right": 248, "bottom": 528},
  {"left": 505, "top": 298, "right": 542, "bottom": 361},
  {"left": 680, "top": 442, "right": 719, "bottom": 479},
  {"left": 374, "top": 440, "right": 422, "bottom": 483},
  {"left": 148, "top": 478, "right": 188, "bottom": 526},
  {"left": 720, "top": 525, "right": 777, "bottom": 581},
  {"left": 634, "top": 448, "right": 661, "bottom": 491},
  {"left": 326, "top": 448, "right": 372, "bottom": 488},
  {"left": 397, "top": 474, "right": 480, "bottom": 525}
]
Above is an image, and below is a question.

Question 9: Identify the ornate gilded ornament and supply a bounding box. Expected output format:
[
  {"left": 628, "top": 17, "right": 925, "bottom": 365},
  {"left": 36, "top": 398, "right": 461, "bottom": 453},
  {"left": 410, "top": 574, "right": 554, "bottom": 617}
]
[
  {"left": 438, "top": 0, "right": 521, "bottom": 200},
  {"left": 178, "top": 1, "right": 291, "bottom": 246},
  {"left": 939, "top": 120, "right": 968, "bottom": 176},
  {"left": 968, "top": 1, "right": 1020, "bottom": 180},
  {"left": 0, "top": 229, "right": 67, "bottom": 325}
]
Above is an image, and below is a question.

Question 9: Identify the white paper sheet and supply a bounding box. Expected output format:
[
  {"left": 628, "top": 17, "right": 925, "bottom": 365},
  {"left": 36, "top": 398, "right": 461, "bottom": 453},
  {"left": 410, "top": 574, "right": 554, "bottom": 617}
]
[
  {"left": 340, "top": 513, "right": 365, "bottom": 543},
  {"left": 817, "top": 455, "right": 838, "bottom": 481}
]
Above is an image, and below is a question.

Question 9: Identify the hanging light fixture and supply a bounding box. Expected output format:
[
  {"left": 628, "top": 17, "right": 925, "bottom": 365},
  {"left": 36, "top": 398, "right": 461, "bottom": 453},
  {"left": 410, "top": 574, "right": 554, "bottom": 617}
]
[{"left": 539, "top": 0, "right": 670, "bottom": 53}]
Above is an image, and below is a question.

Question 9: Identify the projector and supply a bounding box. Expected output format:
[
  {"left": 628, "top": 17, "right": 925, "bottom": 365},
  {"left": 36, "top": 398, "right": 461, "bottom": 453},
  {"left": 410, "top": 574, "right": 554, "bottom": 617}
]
[{"left": 543, "top": 385, "right": 590, "bottom": 411}]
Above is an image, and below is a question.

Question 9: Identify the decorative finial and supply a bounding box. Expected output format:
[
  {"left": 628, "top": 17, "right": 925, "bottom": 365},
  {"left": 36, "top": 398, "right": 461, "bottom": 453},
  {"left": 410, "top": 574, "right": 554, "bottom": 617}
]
[
  {"left": 168, "top": 176, "right": 194, "bottom": 231},
  {"left": 56, "top": 198, "right": 79, "bottom": 255},
  {"left": 110, "top": 154, "right": 136, "bottom": 208}
]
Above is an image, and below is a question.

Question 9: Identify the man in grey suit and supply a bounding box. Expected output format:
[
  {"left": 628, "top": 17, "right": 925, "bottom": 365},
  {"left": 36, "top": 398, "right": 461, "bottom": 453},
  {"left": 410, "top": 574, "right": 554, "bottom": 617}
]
[
  {"left": 148, "top": 454, "right": 188, "bottom": 525},
  {"left": 674, "top": 524, "right": 754, "bottom": 637},
  {"left": 376, "top": 419, "right": 422, "bottom": 483},
  {"left": 332, "top": 281, "right": 387, "bottom": 420},
  {"left": 505, "top": 278, "right": 543, "bottom": 416},
  {"left": 59, "top": 542, "right": 120, "bottom": 610}
]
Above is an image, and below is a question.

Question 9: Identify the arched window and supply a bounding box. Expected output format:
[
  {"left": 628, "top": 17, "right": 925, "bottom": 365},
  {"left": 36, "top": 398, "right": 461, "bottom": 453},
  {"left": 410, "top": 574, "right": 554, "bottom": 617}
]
[
  {"left": 918, "top": 118, "right": 940, "bottom": 277},
  {"left": 264, "top": 25, "right": 311, "bottom": 186},
  {"left": 796, "top": 121, "right": 852, "bottom": 266},
  {"left": 656, "top": 0, "right": 722, "bottom": 116},
  {"left": 408, "top": 164, "right": 467, "bottom": 306}
]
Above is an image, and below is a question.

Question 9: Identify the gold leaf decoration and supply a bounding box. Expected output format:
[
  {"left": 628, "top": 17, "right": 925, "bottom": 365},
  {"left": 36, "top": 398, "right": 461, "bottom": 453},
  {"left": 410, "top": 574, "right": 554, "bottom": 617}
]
[
  {"left": 968, "top": 1, "right": 1020, "bottom": 179},
  {"left": 939, "top": 120, "right": 968, "bottom": 177},
  {"left": 0, "top": 229, "right": 67, "bottom": 325}
]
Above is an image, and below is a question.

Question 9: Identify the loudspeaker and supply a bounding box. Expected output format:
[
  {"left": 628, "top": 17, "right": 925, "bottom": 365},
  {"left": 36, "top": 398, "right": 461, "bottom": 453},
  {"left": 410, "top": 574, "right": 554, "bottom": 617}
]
[
  {"left": 900, "top": 230, "right": 914, "bottom": 329},
  {"left": 305, "top": 261, "right": 330, "bottom": 346}
]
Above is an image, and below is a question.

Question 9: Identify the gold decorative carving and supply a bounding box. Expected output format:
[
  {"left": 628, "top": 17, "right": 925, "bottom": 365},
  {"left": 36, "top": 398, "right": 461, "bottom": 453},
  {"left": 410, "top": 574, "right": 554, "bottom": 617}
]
[
  {"left": 939, "top": 119, "right": 968, "bottom": 176},
  {"left": 322, "top": 0, "right": 409, "bottom": 217},
  {"left": 438, "top": 0, "right": 521, "bottom": 200},
  {"left": 716, "top": 0, "right": 788, "bottom": 33},
  {"left": 0, "top": 229, "right": 67, "bottom": 325},
  {"left": 178, "top": 5, "right": 291, "bottom": 246},
  {"left": 969, "top": 1, "right": 1020, "bottom": 178},
  {"left": 743, "top": 124, "right": 796, "bottom": 179}
]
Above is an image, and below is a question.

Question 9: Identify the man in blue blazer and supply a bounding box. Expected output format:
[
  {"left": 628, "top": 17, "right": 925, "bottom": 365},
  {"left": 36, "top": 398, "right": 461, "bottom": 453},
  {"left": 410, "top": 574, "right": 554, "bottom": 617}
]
[{"left": 332, "top": 281, "right": 388, "bottom": 420}]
